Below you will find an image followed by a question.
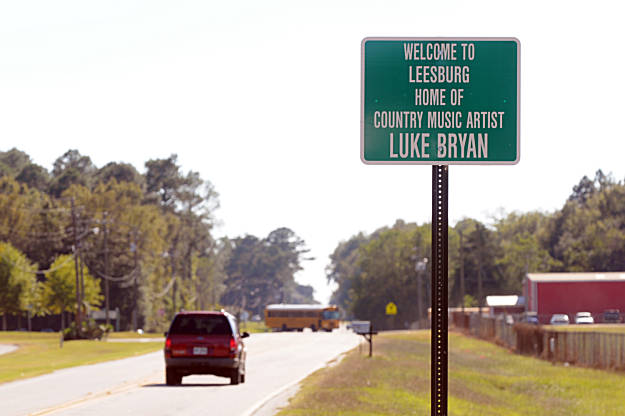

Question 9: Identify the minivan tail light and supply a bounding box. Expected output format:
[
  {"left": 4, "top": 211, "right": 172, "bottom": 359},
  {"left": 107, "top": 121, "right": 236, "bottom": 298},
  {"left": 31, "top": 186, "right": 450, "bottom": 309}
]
[
  {"left": 165, "top": 338, "right": 172, "bottom": 358},
  {"left": 229, "top": 337, "right": 237, "bottom": 356}
]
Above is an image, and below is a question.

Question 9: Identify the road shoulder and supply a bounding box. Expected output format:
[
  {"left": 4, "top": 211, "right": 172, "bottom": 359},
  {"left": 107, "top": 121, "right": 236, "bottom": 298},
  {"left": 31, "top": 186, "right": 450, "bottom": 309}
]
[{"left": 0, "top": 344, "right": 18, "bottom": 355}]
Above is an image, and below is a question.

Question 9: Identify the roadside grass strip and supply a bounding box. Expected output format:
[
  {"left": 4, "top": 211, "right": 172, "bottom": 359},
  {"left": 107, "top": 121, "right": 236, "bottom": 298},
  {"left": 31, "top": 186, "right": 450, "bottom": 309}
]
[
  {"left": 277, "top": 331, "right": 625, "bottom": 416},
  {"left": 0, "top": 331, "right": 162, "bottom": 384},
  {"left": 543, "top": 324, "right": 625, "bottom": 334},
  {"left": 106, "top": 331, "right": 163, "bottom": 339},
  {"left": 240, "top": 321, "right": 270, "bottom": 333}
]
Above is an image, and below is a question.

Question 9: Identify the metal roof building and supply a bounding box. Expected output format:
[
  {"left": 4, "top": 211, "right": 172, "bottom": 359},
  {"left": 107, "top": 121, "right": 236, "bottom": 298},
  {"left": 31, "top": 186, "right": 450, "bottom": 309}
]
[
  {"left": 524, "top": 272, "right": 625, "bottom": 324},
  {"left": 485, "top": 295, "right": 525, "bottom": 316}
]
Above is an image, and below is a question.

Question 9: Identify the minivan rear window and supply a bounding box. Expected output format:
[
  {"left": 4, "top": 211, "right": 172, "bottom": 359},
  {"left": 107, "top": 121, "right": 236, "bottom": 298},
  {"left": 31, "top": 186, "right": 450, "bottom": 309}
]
[{"left": 169, "top": 315, "right": 232, "bottom": 335}]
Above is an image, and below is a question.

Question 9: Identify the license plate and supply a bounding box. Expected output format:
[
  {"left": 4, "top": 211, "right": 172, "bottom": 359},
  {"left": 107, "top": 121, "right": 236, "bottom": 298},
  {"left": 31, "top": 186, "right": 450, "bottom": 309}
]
[{"left": 193, "top": 347, "right": 208, "bottom": 355}]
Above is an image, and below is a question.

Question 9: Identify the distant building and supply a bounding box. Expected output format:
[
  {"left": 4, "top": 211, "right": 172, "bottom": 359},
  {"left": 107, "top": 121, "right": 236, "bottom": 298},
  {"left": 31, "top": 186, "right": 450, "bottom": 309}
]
[
  {"left": 524, "top": 272, "right": 625, "bottom": 324},
  {"left": 485, "top": 295, "right": 525, "bottom": 316}
]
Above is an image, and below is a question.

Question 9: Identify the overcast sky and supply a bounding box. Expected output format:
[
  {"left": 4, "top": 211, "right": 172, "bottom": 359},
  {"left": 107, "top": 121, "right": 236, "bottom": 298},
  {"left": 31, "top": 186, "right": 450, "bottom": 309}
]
[{"left": 2, "top": 1, "right": 624, "bottom": 303}]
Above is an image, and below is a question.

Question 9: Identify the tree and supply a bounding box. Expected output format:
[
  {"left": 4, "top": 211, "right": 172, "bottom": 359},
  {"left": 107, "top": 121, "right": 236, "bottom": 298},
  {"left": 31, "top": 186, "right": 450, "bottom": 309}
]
[
  {"left": 40, "top": 254, "right": 102, "bottom": 330},
  {"left": 0, "top": 177, "right": 41, "bottom": 251},
  {"left": 462, "top": 222, "right": 501, "bottom": 309},
  {"left": 551, "top": 174, "right": 625, "bottom": 272},
  {"left": 145, "top": 155, "right": 184, "bottom": 211},
  {"left": 175, "top": 170, "right": 219, "bottom": 310},
  {"left": 326, "top": 233, "right": 368, "bottom": 314},
  {"left": 265, "top": 227, "right": 310, "bottom": 285},
  {"left": 52, "top": 149, "right": 97, "bottom": 178},
  {"left": 326, "top": 221, "right": 431, "bottom": 327},
  {"left": 192, "top": 241, "right": 228, "bottom": 310},
  {"left": 64, "top": 179, "right": 170, "bottom": 331},
  {"left": 222, "top": 228, "right": 312, "bottom": 315},
  {"left": 0, "top": 242, "right": 38, "bottom": 330},
  {"left": 49, "top": 150, "right": 97, "bottom": 197},
  {"left": 348, "top": 222, "right": 424, "bottom": 330},
  {"left": 95, "top": 162, "right": 144, "bottom": 188},
  {"left": 144, "top": 156, "right": 220, "bottom": 323},
  {"left": 0, "top": 148, "right": 32, "bottom": 177},
  {"left": 292, "top": 284, "right": 317, "bottom": 304},
  {"left": 16, "top": 163, "right": 50, "bottom": 192},
  {"left": 568, "top": 175, "right": 595, "bottom": 205},
  {"left": 493, "top": 211, "right": 559, "bottom": 292}
]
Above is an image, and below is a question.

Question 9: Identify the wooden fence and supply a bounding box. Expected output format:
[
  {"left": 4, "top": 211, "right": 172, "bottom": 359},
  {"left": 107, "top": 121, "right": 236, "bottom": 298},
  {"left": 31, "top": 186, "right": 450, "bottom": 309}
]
[
  {"left": 452, "top": 312, "right": 625, "bottom": 371},
  {"left": 541, "top": 330, "right": 625, "bottom": 370}
]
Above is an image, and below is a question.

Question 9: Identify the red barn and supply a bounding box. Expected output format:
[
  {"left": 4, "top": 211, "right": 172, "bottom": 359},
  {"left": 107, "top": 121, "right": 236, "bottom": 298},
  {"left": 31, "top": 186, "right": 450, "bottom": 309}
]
[{"left": 524, "top": 272, "right": 625, "bottom": 324}]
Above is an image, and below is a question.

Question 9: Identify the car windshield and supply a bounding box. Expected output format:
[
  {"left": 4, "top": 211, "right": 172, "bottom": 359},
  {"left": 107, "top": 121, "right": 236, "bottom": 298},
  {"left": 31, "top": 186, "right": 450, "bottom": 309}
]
[{"left": 169, "top": 315, "right": 232, "bottom": 335}]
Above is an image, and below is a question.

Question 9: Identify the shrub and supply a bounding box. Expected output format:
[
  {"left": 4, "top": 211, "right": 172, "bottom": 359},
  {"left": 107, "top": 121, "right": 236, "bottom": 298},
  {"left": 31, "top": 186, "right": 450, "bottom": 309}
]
[{"left": 63, "top": 319, "right": 113, "bottom": 341}]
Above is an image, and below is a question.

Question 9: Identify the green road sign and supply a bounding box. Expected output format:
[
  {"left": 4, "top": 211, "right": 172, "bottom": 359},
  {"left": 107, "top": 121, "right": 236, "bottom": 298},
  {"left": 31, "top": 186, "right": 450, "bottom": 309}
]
[{"left": 361, "top": 37, "right": 520, "bottom": 165}]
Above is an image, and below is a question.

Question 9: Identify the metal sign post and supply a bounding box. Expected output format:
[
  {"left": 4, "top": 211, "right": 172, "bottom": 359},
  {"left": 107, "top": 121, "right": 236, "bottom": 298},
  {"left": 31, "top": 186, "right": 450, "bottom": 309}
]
[
  {"left": 361, "top": 37, "right": 519, "bottom": 416},
  {"left": 431, "top": 165, "right": 448, "bottom": 415}
]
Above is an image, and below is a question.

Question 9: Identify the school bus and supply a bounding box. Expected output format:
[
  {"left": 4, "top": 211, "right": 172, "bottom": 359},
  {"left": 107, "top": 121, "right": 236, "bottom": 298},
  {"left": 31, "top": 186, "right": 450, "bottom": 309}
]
[{"left": 264, "top": 304, "right": 340, "bottom": 332}]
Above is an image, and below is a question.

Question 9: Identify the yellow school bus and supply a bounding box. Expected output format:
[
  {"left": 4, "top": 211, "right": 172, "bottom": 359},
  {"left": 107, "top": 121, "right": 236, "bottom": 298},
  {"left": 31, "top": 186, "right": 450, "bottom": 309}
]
[{"left": 264, "top": 304, "right": 340, "bottom": 332}]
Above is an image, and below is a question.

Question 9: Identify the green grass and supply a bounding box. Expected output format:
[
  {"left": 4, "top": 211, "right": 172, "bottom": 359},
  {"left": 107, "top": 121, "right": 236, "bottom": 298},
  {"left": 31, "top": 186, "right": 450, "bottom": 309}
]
[
  {"left": 0, "top": 331, "right": 162, "bottom": 384},
  {"left": 277, "top": 331, "right": 625, "bottom": 416},
  {"left": 544, "top": 324, "right": 625, "bottom": 334},
  {"left": 106, "top": 331, "right": 164, "bottom": 339},
  {"left": 240, "top": 321, "right": 270, "bottom": 333}
]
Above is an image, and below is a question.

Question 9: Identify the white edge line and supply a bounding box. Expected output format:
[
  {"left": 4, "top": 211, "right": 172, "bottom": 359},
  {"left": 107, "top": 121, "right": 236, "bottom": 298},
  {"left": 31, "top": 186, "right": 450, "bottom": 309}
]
[{"left": 241, "top": 347, "right": 356, "bottom": 416}]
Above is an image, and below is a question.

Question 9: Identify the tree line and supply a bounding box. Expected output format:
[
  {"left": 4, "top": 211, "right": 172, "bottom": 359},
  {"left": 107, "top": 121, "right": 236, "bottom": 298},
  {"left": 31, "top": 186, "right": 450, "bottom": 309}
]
[
  {"left": 0, "top": 148, "right": 314, "bottom": 332},
  {"left": 327, "top": 170, "right": 625, "bottom": 330}
]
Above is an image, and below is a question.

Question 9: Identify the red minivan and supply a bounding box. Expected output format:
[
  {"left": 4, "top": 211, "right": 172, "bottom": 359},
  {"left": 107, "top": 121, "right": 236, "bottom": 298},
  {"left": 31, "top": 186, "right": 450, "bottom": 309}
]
[{"left": 164, "top": 311, "right": 249, "bottom": 385}]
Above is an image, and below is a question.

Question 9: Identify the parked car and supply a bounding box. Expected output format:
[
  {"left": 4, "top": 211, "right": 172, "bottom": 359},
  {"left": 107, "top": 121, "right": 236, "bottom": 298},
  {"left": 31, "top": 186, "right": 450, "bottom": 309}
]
[
  {"left": 164, "top": 310, "right": 249, "bottom": 386},
  {"left": 549, "top": 313, "right": 570, "bottom": 325},
  {"left": 523, "top": 313, "right": 539, "bottom": 325},
  {"left": 574, "top": 312, "right": 594, "bottom": 324},
  {"left": 603, "top": 309, "right": 621, "bottom": 323}
]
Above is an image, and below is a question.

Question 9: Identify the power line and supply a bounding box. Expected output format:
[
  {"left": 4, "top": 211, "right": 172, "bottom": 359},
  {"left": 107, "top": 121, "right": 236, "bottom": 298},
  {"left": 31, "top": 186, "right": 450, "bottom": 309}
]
[
  {"left": 152, "top": 275, "right": 177, "bottom": 299},
  {"left": 0, "top": 251, "right": 76, "bottom": 275},
  {"left": 91, "top": 267, "right": 138, "bottom": 282}
]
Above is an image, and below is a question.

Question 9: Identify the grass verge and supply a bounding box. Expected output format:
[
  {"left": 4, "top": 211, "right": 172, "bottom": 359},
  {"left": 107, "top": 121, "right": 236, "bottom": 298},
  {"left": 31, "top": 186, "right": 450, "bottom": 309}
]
[
  {"left": 240, "top": 321, "right": 270, "bottom": 333},
  {"left": 277, "top": 331, "right": 625, "bottom": 416},
  {"left": 106, "top": 331, "right": 163, "bottom": 339},
  {"left": 543, "top": 324, "right": 625, "bottom": 334},
  {"left": 0, "top": 331, "right": 162, "bottom": 384}
]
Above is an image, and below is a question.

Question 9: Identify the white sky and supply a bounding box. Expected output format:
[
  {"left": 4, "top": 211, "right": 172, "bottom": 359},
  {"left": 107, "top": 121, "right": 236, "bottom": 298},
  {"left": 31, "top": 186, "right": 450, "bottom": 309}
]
[{"left": 1, "top": 1, "right": 624, "bottom": 303}]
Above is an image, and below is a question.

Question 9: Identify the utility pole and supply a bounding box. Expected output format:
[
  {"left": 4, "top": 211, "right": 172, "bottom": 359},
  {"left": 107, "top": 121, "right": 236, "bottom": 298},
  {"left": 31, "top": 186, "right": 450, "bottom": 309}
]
[
  {"left": 415, "top": 257, "right": 427, "bottom": 328},
  {"left": 170, "top": 248, "right": 177, "bottom": 313},
  {"left": 71, "top": 198, "right": 82, "bottom": 330},
  {"left": 131, "top": 229, "right": 139, "bottom": 331},
  {"left": 478, "top": 252, "right": 484, "bottom": 319},
  {"left": 459, "top": 230, "right": 465, "bottom": 314},
  {"left": 79, "top": 244, "right": 85, "bottom": 322},
  {"left": 103, "top": 212, "right": 110, "bottom": 327}
]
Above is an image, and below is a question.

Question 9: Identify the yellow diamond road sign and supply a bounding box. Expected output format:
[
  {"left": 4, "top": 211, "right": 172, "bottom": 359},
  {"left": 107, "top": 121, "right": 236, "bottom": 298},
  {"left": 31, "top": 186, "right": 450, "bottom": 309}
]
[{"left": 386, "top": 302, "right": 398, "bottom": 315}]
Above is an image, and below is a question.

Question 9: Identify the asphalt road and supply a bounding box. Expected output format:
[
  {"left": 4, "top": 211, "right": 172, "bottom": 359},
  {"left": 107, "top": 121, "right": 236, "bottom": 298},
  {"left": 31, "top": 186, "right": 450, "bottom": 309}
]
[{"left": 1, "top": 329, "right": 361, "bottom": 416}]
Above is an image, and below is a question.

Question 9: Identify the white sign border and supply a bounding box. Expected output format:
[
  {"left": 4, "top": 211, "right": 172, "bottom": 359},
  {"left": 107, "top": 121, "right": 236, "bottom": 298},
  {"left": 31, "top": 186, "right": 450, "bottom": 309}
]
[{"left": 360, "top": 36, "right": 521, "bottom": 165}]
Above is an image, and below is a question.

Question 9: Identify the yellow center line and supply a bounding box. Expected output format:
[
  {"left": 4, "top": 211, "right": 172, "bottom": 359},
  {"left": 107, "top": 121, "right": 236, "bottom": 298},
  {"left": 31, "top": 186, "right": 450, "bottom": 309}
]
[{"left": 28, "top": 371, "right": 163, "bottom": 416}]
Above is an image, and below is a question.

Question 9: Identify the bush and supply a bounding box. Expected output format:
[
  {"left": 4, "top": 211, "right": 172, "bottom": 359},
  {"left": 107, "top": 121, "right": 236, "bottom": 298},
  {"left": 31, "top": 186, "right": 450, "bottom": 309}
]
[{"left": 63, "top": 319, "right": 113, "bottom": 341}]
